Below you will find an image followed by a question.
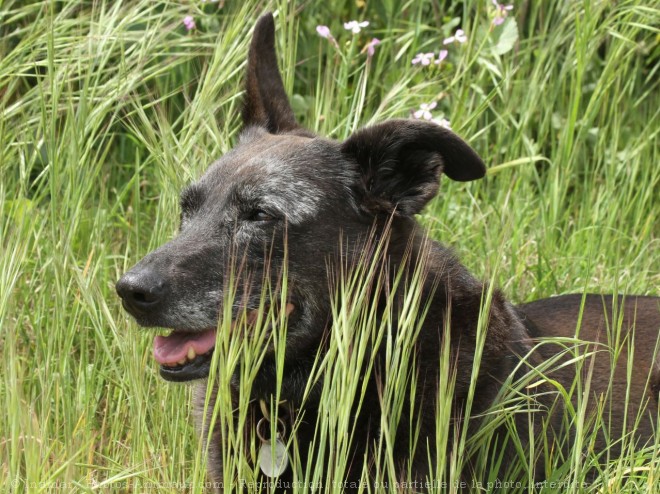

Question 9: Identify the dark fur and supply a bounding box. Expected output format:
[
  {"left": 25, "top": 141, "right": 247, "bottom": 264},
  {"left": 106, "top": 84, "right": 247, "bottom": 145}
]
[{"left": 117, "top": 13, "right": 660, "bottom": 491}]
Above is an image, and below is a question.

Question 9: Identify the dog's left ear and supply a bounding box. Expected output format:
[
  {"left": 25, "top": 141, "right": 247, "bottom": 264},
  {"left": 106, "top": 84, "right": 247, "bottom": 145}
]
[
  {"left": 242, "top": 13, "right": 299, "bottom": 134},
  {"left": 341, "top": 119, "right": 486, "bottom": 215}
]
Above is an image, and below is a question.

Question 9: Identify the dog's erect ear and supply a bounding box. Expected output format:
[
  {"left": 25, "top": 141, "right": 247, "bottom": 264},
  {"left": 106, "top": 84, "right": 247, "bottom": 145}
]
[
  {"left": 341, "top": 119, "right": 486, "bottom": 215},
  {"left": 242, "top": 13, "right": 299, "bottom": 133}
]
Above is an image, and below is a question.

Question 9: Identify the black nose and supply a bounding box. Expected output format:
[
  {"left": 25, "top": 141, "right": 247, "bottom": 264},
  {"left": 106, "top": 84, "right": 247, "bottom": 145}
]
[{"left": 116, "top": 268, "right": 167, "bottom": 316}]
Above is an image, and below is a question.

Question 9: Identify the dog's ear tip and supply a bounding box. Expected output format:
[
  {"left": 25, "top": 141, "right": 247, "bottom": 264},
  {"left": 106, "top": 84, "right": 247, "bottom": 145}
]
[
  {"left": 250, "top": 13, "right": 276, "bottom": 50},
  {"left": 253, "top": 12, "right": 275, "bottom": 35},
  {"left": 430, "top": 124, "right": 487, "bottom": 182},
  {"left": 446, "top": 158, "right": 487, "bottom": 182}
]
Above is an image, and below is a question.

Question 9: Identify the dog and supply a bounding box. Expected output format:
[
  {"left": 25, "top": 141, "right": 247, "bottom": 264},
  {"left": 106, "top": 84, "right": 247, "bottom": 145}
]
[{"left": 116, "top": 13, "right": 660, "bottom": 491}]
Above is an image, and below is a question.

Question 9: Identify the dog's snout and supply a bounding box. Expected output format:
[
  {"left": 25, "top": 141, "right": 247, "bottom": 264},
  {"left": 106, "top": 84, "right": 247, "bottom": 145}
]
[{"left": 116, "top": 268, "right": 167, "bottom": 315}]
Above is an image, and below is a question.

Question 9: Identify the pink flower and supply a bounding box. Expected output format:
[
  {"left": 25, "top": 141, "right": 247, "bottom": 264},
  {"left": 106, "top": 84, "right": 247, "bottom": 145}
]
[
  {"left": 366, "top": 38, "right": 381, "bottom": 57},
  {"left": 443, "top": 29, "right": 467, "bottom": 45},
  {"left": 183, "top": 16, "right": 196, "bottom": 31},
  {"left": 344, "top": 20, "right": 369, "bottom": 34},
  {"left": 412, "top": 52, "right": 434, "bottom": 66},
  {"left": 432, "top": 117, "right": 451, "bottom": 130},
  {"left": 317, "top": 25, "right": 339, "bottom": 48},
  {"left": 434, "top": 50, "right": 448, "bottom": 65},
  {"left": 492, "top": 1, "right": 514, "bottom": 25},
  {"left": 413, "top": 102, "right": 437, "bottom": 120},
  {"left": 316, "top": 25, "right": 331, "bottom": 38}
]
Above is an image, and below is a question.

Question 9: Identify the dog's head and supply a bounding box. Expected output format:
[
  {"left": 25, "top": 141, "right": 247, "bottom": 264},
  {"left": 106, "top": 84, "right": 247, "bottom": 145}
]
[{"left": 116, "top": 13, "right": 486, "bottom": 383}]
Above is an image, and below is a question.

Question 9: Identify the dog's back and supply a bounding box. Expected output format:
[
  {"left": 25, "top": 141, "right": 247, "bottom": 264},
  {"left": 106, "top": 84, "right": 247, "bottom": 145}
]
[{"left": 519, "top": 294, "right": 660, "bottom": 456}]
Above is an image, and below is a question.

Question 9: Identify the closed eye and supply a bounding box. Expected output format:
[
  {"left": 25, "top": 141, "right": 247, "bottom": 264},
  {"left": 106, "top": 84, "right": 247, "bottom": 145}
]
[{"left": 246, "top": 209, "right": 277, "bottom": 222}]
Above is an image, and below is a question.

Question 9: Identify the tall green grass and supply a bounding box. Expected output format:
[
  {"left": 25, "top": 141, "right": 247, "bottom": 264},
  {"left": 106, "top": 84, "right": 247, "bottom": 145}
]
[{"left": 1, "top": 0, "right": 658, "bottom": 492}]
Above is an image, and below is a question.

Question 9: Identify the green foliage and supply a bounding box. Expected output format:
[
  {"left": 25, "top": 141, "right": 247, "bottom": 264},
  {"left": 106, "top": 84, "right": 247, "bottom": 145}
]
[{"left": 1, "top": 0, "right": 658, "bottom": 492}]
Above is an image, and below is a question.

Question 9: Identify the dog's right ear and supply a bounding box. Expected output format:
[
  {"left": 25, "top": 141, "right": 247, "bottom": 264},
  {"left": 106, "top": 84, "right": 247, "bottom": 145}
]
[
  {"left": 341, "top": 119, "right": 486, "bottom": 215},
  {"left": 242, "top": 13, "right": 299, "bottom": 134}
]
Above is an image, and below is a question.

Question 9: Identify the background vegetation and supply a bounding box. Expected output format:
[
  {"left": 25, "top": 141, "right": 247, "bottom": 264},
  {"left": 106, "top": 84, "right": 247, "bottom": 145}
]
[{"left": 1, "top": 0, "right": 658, "bottom": 492}]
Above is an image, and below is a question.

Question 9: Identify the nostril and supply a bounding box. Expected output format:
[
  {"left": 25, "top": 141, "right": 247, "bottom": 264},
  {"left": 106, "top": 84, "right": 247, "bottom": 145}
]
[
  {"left": 116, "top": 270, "right": 167, "bottom": 312},
  {"left": 124, "top": 287, "right": 160, "bottom": 306},
  {"left": 132, "top": 290, "right": 159, "bottom": 304}
]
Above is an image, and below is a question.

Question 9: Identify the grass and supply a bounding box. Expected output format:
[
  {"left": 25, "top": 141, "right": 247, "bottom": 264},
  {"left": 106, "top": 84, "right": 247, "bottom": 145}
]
[{"left": 1, "top": 0, "right": 659, "bottom": 492}]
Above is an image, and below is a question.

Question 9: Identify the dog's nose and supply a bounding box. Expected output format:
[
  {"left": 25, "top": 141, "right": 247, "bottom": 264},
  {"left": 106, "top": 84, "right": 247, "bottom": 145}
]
[{"left": 116, "top": 268, "right": 167, "bottom": 315}]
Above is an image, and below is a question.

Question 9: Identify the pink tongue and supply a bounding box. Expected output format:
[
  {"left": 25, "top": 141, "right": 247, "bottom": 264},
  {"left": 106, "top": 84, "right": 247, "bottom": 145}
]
[{"left": 153, "top": 329, "right": 216, "bottom": 365}]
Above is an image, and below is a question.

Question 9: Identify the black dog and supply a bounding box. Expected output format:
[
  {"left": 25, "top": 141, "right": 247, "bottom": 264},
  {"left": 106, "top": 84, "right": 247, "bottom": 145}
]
[{"left": 116, "top": 13, "right": 660, "bottom": 491}]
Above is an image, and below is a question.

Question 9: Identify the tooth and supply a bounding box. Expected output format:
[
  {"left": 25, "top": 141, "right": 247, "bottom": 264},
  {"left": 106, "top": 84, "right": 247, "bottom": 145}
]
[
  {"left": 187, "top": 347, "right": 196, "bottom": 360},
  {"left": 177, "top": 358, "right": 187, "bottom": 365}
]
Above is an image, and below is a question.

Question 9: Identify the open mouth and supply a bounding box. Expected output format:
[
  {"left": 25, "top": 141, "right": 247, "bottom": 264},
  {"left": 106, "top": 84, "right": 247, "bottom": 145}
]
[
  {"left": 152, "top": 303, "right": 295, "bottom": 382},
  {"left": 154, "top": 329, "right": 217, "bottom": 382}
]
